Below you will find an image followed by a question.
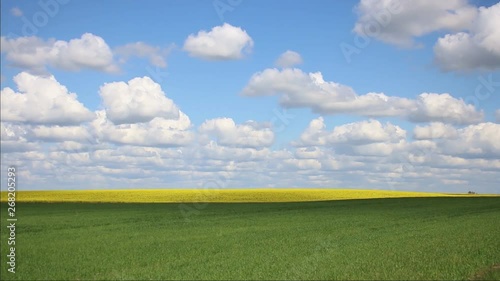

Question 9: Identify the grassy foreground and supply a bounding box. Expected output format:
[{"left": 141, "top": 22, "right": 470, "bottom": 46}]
[
  {"left": 1, "top": 197, "right": 499, "bottom": 280},
  {"left": 0, "top": 188, "right": 492, "bottom": 203}
]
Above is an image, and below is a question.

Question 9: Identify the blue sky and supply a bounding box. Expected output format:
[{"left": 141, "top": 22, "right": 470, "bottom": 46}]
[{"left": 1, "top": 0, "right": 499, "bottom": 193}]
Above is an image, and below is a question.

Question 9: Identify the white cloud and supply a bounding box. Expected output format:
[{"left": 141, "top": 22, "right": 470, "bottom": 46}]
[
  {"left": 352, "top": 142, "right": 402, "bottom": 156},
  {"left": 91, "top": 110, "right": 194, "bottom": 147},
  {"left": 434, "top": 3, "right": 500, "bottom": 71},
  {"left": 353, "top": 0, "right": 477, "bottom": 47},
  {"left": 408, "top": 93, "right": 483, "bottom": 124},
  {"left": 413, "top": 122, "right": 458, "bottom": 140},
  {"left": 1, "top": 123, "right": 27, "bottom": 142},
  {"left": 56, "top": 141, "right": 90, "bottom": 152},
  {"left": 0, "top": 34, "right": 172, "bottom": 74},
  {"left": 114, "top": 42, "right": 172, "bottom": 68},
  {"left": 99, "top": 76, "right": 179, "bottom": 125},
  {"left": 295, "top": 147, "right": 324, "bottom": 159},
  {"left": 1, "top": 36, "right": 53, "bottom": 74},
  {"left": 438, "top": 122, "right": 500, "bottom": 158},
  {"left": 1, "top": 122, "right": 39, "bottom": 153},
  {"left": 298, "top": 117, "right": 328, "bottom": 146},
  {"left": 183, "top": 23, "right": 254, "bottom": 60},
  {"left": 241, "top": 68, "right": 483, "bottom": 124},
  {"left": 199, "top": 118, "right": 274, "bottom": 148},
  {"left": 241, "top": 68, "right": 409, "bottom": 116},
  {"left": 10, "top": 7, "right": 23, "bottom": 17},
  {"left": 353, "top": 0, "right": 500, "bottom": 71},
  {"left": 31, "top": 125, "right": 94, "bottom": 143},
  {"left": 0, "top": 33, "right": 119, "bottom": 74},
  {"left": 1, "top": 74, "right": 192, "bottom": 149},
  {"left": 328, "top": 119, "right": 406, "bottom": 144},
  {"left": 275, "top": 50, "right": 303, "bottom": 68},
  {"left": 198, "top": 142, "right": 273, "bottom": 162},
  {"left": 1, "top": 72, "right": 94, "bottom": 125},
  {"left": 298, "top": 118, "right": 406, "bottom": 146},
  {"left": 2, "top": 119, "right": 499, "bottom": 192},
  {"left": 284, "top": 159, "right": 322, "bottom": 170},
  {"left": 496, "top": 109, "right": 500, "bottom": 122}
]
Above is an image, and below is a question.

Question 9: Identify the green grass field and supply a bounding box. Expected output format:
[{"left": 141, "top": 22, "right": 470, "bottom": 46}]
[{"left": 1, "top": 197, "right": 499, "bottom": 280}]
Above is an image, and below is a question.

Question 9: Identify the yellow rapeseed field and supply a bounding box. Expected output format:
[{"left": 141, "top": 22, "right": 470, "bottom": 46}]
[{"left": 1, "top": 188, "right": 493, "bottom": 203}]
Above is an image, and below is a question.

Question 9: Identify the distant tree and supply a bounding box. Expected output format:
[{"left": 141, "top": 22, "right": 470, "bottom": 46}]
[{"left": 468, "top": 191, "right": 476, "bottom": 195}]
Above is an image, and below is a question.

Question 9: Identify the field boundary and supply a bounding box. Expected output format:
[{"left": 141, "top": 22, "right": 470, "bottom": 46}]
[{"left": 1, "top": 189, "right": 498, "bottom": 203}]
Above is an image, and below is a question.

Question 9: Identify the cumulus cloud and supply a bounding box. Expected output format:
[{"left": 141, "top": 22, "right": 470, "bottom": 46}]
[
  {"left": 298, "top": 118, "right": 406, "bottom": 146},
  {"left": 99, "top": 76, "right": 179, "bottom": 125},
  {"left": 114, "top": 42, "right": 172, "bottom": 68},
  {"left": 353, "top": 0, "right": 477, "bottom": 47},
  {"left": 327, "top": 119, "right": 406, "bottom": 144},
  {"left": 0, "top": 34, "right": 173, "bottom": 74},
  {"left": 352, "top": 142, "right": 404, "bottom": 156},
  {"left": 241, "top": 68, "right": 409, "bottom": 117},
  {"left": 288, "top": 118, "right": 500, "bottom": 190},
  {"left": 198, "top": 142, "right": 274, "bottom": 163},
  {"left": 1, "top": 74, "right": 193, "bottom": 149},
  {"left": 55, "top": 141, "right": 92, "bottom": 152},
  {"left": 434, "top": 3, "right": 500, "bottom": 71},
  {"left": 241, "top": 68, "right": 483, "bottom": 124},
  {"left": 183, "top": 23, "right": 254, "bottom": 60},
  {"left": 0, "top": 72, "right": 195, "bottom": 149},
  {"left": 199, "top": 118, "right": 274, "bottom": 148},
  {"left": 298, "top": 117, "right": 328, "bottom": 146},
  {"left": 295, "top": 146, "right": 324, "bottom": 159},
  {"left": 438, "top": 122, "right": 500, "bottom": 158},
  {"left": 353, "top": 0, "right": 500, "bottom": 71},
  {"left": 0, "top": 141, "right": 39, "bottom": 154},
  {"left": 2, "top": 118, "right": 500, "bottom": 192},
  {"left": 284, "top": 158, "right": 322, "bottom": 170},
  {"left": 1, "top": 122, "right": 39, "bottom": 153},
  {"left": 413, "top": 122, "right": 458, "bottom": 140},
  {"left": 1, "top": 123, "right": 27, "bottom": 142},
  {"left": 275, "top": 50, "right": 303, "bottom": 68},
  {"left": 1, "top": 72, "right": 94, "bottom": 125},
  {"left": 30, "top": 126, "right": 94, "bottom": 143},
  {"left": 408, "top": 93, "right": 483, "bottom": 124},
  {"left": 0, "top": 33, "right": 119, "bottom": 74},
  {"left": 91, "top": 110, "right": 193, "bottom": 147}
]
